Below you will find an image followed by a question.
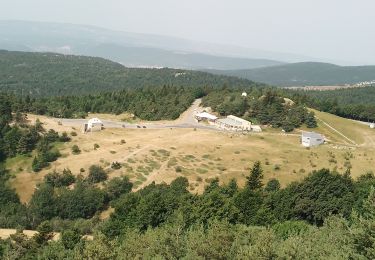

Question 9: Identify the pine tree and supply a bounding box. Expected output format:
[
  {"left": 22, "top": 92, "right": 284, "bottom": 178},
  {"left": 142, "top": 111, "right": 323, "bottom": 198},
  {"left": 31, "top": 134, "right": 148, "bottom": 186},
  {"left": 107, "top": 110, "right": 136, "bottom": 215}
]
[
  {"left": 246, "top": 161, "right": 264, "bottom": 190},
  {"left": 306, "top": 112, "right": 318, "bottom": 128},
  {"left": 32, "top": 156, "right": 42, "bottom": 172},
  {"left": 17, "top": 135, "right": 29, "bottom": 155}
]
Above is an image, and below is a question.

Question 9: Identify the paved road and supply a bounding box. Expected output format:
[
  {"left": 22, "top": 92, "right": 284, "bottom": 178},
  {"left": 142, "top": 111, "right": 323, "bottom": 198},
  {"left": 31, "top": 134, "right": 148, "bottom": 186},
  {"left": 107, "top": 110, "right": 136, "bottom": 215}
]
[{"left": 57, "top": 99, "right": 218, "bottom": 131}]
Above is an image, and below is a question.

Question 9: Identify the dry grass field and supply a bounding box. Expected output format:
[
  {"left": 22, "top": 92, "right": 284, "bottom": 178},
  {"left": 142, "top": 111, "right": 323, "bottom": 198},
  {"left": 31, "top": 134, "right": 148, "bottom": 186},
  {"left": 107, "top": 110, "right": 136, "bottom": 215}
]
[{"left": 7, "top": 112, "right": 375, "bottom": 203}]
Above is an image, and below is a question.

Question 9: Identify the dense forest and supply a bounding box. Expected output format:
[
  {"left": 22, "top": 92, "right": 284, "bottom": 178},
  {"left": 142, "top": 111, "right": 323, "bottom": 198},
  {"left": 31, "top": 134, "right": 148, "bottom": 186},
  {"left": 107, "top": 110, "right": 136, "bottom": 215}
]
[
  {"left": 280, "top": 86, "right": 375, "bottom": 122},
  {"left": 0, "top": 50, "right": 262, "bottom": 97},
  {"left": 1, "top": 153, "right": 375, "bottom": 258},
  {"left": 202, "top": 89, "right": 317, "bottom": 132},
  {"left": 3, "top": 86, "right": 209, "bottom": 120},
  {"left": 2, "top": 50, "right": 374, "bottom": 123},
  {"left": 2, "top": 85, "right": 319, "bottom": 126},
  {"left": 297, "top": 86, "right": 375, "bottom": 122}
]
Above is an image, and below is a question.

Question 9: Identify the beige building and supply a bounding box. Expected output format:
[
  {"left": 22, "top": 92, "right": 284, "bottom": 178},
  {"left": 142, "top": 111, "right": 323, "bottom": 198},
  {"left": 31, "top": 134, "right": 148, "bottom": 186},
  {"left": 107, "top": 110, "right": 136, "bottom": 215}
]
[{"left": 216, "top": 115, "right": 252, "bottom": 131}]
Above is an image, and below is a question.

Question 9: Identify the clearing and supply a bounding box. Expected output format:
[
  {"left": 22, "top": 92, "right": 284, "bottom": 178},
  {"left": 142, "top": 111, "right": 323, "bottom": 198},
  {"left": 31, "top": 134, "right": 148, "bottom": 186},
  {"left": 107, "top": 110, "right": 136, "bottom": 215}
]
[{"left": 7, "top": 109, "right": 375, "bottom": 203}]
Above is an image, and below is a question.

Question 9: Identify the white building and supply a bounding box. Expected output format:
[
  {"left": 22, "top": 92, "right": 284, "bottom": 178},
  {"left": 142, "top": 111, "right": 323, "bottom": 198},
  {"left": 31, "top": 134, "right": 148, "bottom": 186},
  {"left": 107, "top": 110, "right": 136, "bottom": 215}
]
[
  {"left": 216, "top": 115, "right": 251, "bottom": 131},
  {"left": 195, "top": 112, "right": 218, "bottom": 123},
  {"left": 370, "top": 123, "right": 375, "bottom": 129},
  {"left": 241, "top": 92, "right": 247, "bottom": 97},
  {"left": 251, "top": 125, "right": 262, "bottom": 132},
  {"left": 301, "top": 132, "right": 324, "bottom": 147},
  {"left": 83, "top": 118, "right": 103, "bottom": 132}
]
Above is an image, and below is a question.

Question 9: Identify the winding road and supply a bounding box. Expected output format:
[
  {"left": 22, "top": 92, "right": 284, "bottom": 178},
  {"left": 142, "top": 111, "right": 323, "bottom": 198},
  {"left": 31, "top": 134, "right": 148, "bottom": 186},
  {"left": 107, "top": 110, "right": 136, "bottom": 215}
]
[{"left": 57, "top": 99, "right": 218, "bottom": 131}]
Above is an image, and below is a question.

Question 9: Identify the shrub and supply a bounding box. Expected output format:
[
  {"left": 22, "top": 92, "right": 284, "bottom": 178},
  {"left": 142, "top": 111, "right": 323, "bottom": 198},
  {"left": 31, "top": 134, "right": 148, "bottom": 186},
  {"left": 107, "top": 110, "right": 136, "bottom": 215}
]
[
  {"left": 44, "top": 169, "right": 75, "bottom": 187},
  {"left": 71, "top": 145, "right": 81, "bottom": 155},
  {"left": 175, "top": 166, "right": 183, "bottom": 173},
  {"left": 59, "top": 132, "right": 71, "bottom": 142},
  {"left": 87, "top": 165, "right": 108, "bottom": 183},
  {"left": 111, "top": 161, "right": 122, "bottom": 170},
  {"left": 94, "top": 143, "right": 100, "bottom": 150},
  {"left": 105, "top": 176, "right": 133, "bottom": 200},
  {"left": 70, "top": 131, "right": 77, "bottom": 137},
  {"left": 265, "top": 178, "right": 281, "bottom": 192},
  {"left": 61, "top": 229, "right": 81, "bottom": 250}
]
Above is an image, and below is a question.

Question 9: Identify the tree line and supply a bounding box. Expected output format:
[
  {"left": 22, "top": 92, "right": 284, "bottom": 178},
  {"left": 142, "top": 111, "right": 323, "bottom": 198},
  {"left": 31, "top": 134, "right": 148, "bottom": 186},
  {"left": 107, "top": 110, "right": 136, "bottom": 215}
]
[
  {"left": 285, "top": 86, "right": 375, "bottom": 122},
  {"left": 1, "top": 161, "right": 375, "bottom": 259},
  {"left": 202, "top": 88, "right": 317, "bottom": 132}
]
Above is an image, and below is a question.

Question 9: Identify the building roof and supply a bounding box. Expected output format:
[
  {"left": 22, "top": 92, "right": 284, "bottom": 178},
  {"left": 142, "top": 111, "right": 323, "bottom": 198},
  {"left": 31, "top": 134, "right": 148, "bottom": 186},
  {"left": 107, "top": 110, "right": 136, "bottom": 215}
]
[
  {"left": 195, "top": 112, "right": 218, "bottom": 120},
  {"left": 302, "top": 132, "right": 324, "bottom": 139},
  {"left": 88, "top": 118, "right": 103, "bottom": 124},
  {"left": 217, "top": 117, "right": 243, "bottom": 127},
  {"left": 227, "top": 115, "right": 251, "bottom": 124}
]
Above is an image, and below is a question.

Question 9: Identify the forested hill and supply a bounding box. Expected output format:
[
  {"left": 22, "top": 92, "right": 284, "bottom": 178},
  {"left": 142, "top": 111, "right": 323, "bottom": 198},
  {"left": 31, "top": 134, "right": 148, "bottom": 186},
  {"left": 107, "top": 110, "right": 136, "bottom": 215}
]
[
  {"left": 0, "top": 50, "right": 262, "bottom": 97},
  {"left": 207, "top": 62, "right": 375, "bottom": 86}
]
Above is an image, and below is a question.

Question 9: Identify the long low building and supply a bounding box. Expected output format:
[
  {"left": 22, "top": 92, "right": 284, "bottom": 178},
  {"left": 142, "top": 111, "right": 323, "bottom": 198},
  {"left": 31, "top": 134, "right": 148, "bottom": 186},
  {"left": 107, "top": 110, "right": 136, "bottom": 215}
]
[{"left": 216, "top": 115, "right": 252, "bottom": 131}]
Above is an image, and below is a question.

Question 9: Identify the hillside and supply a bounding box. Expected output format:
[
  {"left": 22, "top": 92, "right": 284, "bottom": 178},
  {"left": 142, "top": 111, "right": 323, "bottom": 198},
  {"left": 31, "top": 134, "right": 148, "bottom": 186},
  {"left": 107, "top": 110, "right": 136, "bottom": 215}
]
[
  {"left": 0, "top": 20, "right": 285, "bottom": 70},
  {"left": 0, "top": 50, "right": 264, "bottom": 97},
  {"left": 208, "top": 62, "right": 375, "bottom": 86}
]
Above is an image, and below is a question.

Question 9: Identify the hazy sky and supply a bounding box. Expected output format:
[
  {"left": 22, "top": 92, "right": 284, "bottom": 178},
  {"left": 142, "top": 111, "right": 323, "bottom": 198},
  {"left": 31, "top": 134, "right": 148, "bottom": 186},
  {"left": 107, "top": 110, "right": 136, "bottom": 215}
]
[{"left": 1, "top": 0, "right": 375, "bottom": 64}]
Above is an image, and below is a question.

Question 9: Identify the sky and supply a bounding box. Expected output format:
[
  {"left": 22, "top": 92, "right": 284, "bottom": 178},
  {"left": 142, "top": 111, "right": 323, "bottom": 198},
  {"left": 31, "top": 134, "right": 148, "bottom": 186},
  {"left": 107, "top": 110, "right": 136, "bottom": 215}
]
[{"left": 1, "top": 0, "right": 375, "bottom": 64}]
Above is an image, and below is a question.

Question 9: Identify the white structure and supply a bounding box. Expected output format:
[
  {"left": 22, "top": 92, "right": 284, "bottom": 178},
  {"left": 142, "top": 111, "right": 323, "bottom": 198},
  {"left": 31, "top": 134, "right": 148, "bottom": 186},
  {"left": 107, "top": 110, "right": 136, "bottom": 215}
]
[
  {"left": 83, "top": 118, "right": 103, "bottom": 132},
  {"left": 241, "top": 92, "right": 247, "bottom": 97},
  {"left": 195, "top": 112, "right": 218, "bottom": 123},
  {"left": 301, "top": 132, "right": 324, "bottom": 147},
  {"left": 370, "top": 123, "right": 375, "bottom": 129},
  {"left": 216, "top": 115, "right": 251, "bottom": 131},
  {"left": 251, "top": 125, "right": 262, "bottom": 132}
]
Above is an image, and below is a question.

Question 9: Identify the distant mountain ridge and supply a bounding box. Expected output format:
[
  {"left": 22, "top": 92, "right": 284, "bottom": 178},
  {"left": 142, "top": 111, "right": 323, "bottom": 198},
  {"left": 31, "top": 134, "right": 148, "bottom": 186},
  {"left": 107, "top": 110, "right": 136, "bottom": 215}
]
[
  {"left": 0, "top": 50, "right": 264, "bottom": 97},
  {"left": 0, "top": 20, "right": 285, "bottom": 70},
  {"left": 207, "top": 62, "right": 375, "bottom": 86}
]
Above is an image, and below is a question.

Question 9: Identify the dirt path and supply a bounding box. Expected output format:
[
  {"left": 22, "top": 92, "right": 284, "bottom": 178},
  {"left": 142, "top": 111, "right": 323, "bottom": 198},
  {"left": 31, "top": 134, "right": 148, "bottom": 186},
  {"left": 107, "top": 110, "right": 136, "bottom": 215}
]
[
  {"left": 0, "top": 229, "right": 59, "bottom": 241},
  {"left": 316, "top": 117, "right": 357, "bottom": 145}
]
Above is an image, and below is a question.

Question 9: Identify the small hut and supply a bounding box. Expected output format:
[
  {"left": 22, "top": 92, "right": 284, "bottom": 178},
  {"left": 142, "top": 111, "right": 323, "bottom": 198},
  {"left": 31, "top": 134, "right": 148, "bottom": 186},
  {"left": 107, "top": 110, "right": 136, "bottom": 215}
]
[{"left": 83, "top": 118, "right": 103, "bottom": 133}]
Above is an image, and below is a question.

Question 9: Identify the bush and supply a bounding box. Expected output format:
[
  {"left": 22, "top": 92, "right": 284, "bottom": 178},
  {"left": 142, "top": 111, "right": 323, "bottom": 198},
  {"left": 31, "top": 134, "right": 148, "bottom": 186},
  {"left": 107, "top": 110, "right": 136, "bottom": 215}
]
[
  {"left": 94, "top": 143, "right": 100, "bottom": 150},
  {"left": 45, "top": 129, "right": 59, "bottom": 143},
  {"left": 44, "top": 169, "right": 76, "bottom": 187},
  {"left": 59, "top": 132, "right": 71, "bottom": 142},
  {"left": 87, "top": 165, "right": 108, "bottom": 183},
  {"left": 61, "top": 229, "right": 81, "bottom": 249},
  {"left": 175, "top": 166, "right": 183, "bottom": 173},
  {"left": 70, "top": 131, "right": 77, "bottom": 137},
  {"left": 71, "top": 145, "right": 81, "bottom": 155},
  {"left": 105, "top": 176, "right": 133, "bottom": 200},
  {"left": 265, "top": 178, "right": 281, "bottom": 192},
  {"left": 111, "top": 162, "right": 122, "bottom": 170}
]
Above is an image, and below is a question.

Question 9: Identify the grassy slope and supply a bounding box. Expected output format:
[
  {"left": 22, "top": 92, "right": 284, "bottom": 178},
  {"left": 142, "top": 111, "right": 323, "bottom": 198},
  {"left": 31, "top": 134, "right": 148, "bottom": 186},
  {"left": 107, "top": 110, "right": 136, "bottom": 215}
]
[
  {"left": 311, "top": 109, "right": 374, "bottom": 145},
  {"left": 8, "top": 112, "right": 375, "bottom": 203}
]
